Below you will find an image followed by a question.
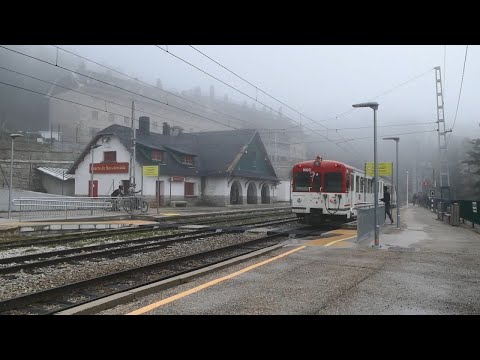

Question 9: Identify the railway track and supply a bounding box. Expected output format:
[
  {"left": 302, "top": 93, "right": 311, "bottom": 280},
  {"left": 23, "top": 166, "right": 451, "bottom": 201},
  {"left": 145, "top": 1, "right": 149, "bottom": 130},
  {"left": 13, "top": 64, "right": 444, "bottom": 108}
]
[
  {"left": 0, "top": 216, "right": 297, "bottom": 275},
  {"left": 0, "top": 209, "right": 292, "bottom": 250},
  {"left": 0, "top": 208, "right": 316, "bottom": 315},
  {"left": 0, "top": 230, "right": 319, "bottom": 315}
]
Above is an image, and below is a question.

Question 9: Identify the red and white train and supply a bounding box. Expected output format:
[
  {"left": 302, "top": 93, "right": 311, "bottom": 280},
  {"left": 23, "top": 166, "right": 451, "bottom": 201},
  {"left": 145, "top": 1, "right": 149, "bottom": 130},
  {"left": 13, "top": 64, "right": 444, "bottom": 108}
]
[{"left": 291, "top": 156, "right": 391, "bottom": 225}]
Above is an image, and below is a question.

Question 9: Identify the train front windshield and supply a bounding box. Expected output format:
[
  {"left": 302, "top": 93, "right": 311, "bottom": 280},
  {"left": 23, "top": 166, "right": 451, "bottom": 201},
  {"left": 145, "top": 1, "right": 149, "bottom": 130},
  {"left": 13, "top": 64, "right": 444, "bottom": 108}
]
[
  {"left": 324, "top": 172, "right": 342, "bottom": 193},
  {"left": 294, "top": 172, "right": 311, "bottom": 192}
]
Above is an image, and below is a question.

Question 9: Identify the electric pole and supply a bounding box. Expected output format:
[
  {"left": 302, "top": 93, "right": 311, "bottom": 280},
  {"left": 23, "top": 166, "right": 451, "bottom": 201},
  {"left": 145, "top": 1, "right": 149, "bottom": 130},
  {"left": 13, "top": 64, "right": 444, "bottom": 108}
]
[
  {"left": 434, "top": 66, "right": 452, "bottom": 207},
  {"left": 130, "top": 101, "right": 136, "bottom": 186}
]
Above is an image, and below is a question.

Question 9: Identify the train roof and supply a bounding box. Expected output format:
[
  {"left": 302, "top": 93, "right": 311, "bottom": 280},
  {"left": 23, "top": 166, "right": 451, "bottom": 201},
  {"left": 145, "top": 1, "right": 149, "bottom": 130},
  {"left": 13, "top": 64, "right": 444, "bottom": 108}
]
[
  {"left": 294, "top": 159, "right": 351, "bottom": 169},
  {"left": 293, "top": 159, "right": 391, "bottom": 182}
]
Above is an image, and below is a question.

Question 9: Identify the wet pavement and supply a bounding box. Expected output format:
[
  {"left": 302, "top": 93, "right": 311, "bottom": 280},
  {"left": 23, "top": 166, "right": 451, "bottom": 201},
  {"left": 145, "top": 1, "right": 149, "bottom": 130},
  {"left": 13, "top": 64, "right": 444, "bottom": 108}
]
[{"left": 101, "top": 206, "right": 480, "bottom": 315}]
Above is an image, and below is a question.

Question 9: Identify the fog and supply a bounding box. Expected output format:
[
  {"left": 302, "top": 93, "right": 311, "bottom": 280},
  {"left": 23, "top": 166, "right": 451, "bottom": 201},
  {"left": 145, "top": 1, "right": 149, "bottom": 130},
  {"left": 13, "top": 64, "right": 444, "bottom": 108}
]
[{"left": 1, "top": 45, "right": 478, "bottom": 197}]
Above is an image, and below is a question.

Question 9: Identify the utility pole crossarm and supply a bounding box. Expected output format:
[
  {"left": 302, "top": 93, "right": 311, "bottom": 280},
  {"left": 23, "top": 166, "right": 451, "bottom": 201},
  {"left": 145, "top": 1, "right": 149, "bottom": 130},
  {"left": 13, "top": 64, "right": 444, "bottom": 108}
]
[{"left": 434, "top": 66, "right": 451, "bottom": 196}]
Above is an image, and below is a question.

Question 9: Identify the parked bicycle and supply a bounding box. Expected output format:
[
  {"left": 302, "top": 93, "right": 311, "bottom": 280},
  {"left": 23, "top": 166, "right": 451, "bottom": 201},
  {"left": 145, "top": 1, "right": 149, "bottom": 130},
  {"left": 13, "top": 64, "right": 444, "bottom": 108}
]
[
  {"left": 125, "top": 196, "right": 149, "bottom": 214},
  {"left": 106, "top": 184, "right": 149, "bottom": 214}
]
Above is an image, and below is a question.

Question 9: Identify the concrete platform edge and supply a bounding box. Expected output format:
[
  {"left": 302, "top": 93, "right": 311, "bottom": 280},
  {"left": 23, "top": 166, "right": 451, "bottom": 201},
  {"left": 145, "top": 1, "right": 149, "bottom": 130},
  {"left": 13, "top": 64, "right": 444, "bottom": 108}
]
[{"left": 55, "top": 243, "right": 285, "bottom": 315}]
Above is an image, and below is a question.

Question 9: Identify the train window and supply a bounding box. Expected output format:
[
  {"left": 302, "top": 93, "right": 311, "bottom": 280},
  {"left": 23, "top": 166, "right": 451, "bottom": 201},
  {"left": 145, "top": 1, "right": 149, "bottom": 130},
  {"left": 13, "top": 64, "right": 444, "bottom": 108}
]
[
  {"left": 346, "top": 175, "right": 350, "bottom": 192},
  {"left": 350, "top": 174, "right": 354, "bottom": 191},
  {"left": 294, "top": 172, "right": 311, "bottom": 192},
  {"left": 324, "top": 172, "right": 342, "bottom": 193},
  {"left": 312, "top": 173, "right": 321, "bottom": 192}
]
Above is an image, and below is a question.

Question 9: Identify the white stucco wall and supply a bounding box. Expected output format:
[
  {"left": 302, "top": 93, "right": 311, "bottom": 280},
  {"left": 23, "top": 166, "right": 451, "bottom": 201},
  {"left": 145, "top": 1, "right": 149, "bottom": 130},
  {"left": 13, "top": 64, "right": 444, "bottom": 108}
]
[
  {"left": 140, "top": 174, "right": 200, "bottom": 198},
  {"left": 275, "top": 180, "right": 292, "bottom": 202},
  {"left": 74, "top": 136, "right": 132, "bottom": 196},
  {"left": 205, "top": 177, "right": 228, "bottom": 196},
  {"left": 74, "top": 136, "right": 201, "bottom": 198}
]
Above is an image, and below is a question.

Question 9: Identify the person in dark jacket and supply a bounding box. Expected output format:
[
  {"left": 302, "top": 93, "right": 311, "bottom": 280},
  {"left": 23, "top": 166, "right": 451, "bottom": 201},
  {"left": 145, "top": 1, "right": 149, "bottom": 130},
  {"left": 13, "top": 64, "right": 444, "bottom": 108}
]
[
  {"left": 111, "top": 185, "right": 124, "bottom": 198},
  {"left": 380, "top": 186, "right": 394, "bottom": 224},
  {"left": 110, "top": 185, "right": 124, "bottom": 211}
]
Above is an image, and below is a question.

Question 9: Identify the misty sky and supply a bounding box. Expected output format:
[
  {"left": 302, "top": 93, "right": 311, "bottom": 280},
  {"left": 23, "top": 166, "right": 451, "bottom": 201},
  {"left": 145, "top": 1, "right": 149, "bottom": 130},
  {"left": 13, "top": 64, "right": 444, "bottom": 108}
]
[
  {"left": 60, "top": 45, "right": 477, "bottom": 137},
  {"left": 2, "top": 44, "right": 477, "bottom": 168}
]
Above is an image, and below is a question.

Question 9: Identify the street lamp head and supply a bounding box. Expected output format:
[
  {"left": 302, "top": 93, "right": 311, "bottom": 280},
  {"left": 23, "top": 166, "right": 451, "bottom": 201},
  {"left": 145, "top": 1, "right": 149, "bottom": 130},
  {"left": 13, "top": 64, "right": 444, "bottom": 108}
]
[
  {"left": 10, "top": 133, "right": 24, "bottom": 140},
  {"left": 352, "top": 102, "right": 379, "bottom": 110},
  {"left": 383, "top": 137, "right": 400, "bottom": 141}
]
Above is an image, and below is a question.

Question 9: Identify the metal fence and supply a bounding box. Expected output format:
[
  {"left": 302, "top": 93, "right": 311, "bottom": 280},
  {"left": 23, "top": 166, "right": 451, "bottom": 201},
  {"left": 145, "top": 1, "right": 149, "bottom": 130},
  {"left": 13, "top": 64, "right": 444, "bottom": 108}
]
[
  {"left": 457, "top": 200, "right": 480, "bottom": 228},
  {"left": 11, "top": 196, "right": 139, "bottom": 221},
  {"left": 356, "top": 204, "right": 386, "bottom": 243}
]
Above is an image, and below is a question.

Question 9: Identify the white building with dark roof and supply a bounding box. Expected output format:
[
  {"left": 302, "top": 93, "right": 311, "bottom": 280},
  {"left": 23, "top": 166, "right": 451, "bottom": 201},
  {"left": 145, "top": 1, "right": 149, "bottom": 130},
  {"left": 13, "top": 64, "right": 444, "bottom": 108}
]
[{"left": 68, "top": 118, "right": 280, "bottom": 206}]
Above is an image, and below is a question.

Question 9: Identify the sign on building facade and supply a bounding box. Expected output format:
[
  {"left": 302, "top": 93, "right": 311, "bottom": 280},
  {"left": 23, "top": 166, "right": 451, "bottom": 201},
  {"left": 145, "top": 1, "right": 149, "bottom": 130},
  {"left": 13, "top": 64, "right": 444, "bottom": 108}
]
[
  {"left": 89, "top": 162, "right": 129, "bottom": 173},
  {"left": 143, "top": 165, "right": 159, "bottom": 177},
  {"left": 365, "top": 162, "right": 393, "bottom": 177}
]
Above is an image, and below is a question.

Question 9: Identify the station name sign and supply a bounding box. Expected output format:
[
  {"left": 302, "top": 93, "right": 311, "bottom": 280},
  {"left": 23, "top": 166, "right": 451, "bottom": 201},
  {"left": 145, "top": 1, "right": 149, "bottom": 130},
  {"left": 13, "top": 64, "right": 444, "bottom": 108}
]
[{"left": 89, "top": 162, "right": 129, "bottom": 174}]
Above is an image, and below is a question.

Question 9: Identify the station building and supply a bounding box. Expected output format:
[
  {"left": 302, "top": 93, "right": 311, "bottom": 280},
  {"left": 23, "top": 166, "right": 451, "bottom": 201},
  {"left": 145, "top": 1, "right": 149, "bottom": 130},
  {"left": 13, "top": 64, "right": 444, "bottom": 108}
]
[{"left": 67, "top": 117, "right": 279, "bottom": 206}]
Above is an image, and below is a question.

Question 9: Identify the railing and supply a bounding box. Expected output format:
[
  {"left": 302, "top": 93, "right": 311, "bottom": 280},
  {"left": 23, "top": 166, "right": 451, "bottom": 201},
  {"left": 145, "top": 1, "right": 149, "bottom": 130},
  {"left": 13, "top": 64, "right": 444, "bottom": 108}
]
[
  {"left": 356, "top": 204, "right": 385, "bottom": 243},
  {"left": 456, "top": 200, "right": 480, "bottom": 228},
  {"left": 11, "top": 196, "right": 140, "bottom": 221}
]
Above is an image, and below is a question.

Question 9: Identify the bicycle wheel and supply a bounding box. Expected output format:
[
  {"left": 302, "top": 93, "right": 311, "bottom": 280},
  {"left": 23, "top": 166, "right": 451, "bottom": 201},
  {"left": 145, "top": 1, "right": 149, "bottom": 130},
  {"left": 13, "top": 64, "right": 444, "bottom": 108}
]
[
  {"left": 140, "top": 199, "right": 149, "bottom": 213},
  {"left": 122, "top": 199, "right": 134, "bottom": 214}
]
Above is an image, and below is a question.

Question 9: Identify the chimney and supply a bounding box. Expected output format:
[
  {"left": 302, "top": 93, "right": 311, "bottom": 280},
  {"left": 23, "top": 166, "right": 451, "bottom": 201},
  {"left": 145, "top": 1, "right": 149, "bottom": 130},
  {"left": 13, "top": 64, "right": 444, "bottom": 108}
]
[
  {"left": 163, "top": 122, "right": 171, "bottom": 136},
  {"left": 139, "top": 116, "right": 150, "bottom": 135},
  {"left": 156, "top": 79, "right": 163, "bottom": 89},
  {"left": 209, "top": 85, "right": 214, "bottom": 99}
]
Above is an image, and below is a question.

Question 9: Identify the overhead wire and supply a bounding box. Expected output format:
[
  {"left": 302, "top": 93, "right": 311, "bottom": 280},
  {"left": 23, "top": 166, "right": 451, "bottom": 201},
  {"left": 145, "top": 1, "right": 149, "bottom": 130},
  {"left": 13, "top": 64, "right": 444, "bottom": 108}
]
[
  {"left": 450, "top": 45, "right": 468, "bottom": 132},
  {"left": 180, "top": 45, "right": 436, "bottom": 158},
  {"left": 2, "top": 45, "right": 438, "bottom": 162},
  {"left": 155, "top": 45, "right": 362, "bottom": 159},
  {"left": 52, "top": 46, "right": 260, "bottom": 129},
  {"left": 0, "top": 66, "right": 207, "bottom": 131},
  {"left": 0, "top": 46, "right": 251, "bottom": 131},
  {"left": 290, "top": 129, "right": 436, "bottom": 145}
]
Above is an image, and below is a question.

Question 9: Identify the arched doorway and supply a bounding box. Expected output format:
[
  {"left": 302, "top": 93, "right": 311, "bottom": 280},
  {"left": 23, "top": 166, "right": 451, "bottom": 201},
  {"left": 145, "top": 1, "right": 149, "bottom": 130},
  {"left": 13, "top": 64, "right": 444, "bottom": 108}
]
[
  {"left": 261, "top": 184, "right": 270, "bottom": 204},
  {"left": 230, "top": 181, "right": 243, "bottom": 204},
  {"left": 247, "top": 182, "right": 258, "bottom": 204}
]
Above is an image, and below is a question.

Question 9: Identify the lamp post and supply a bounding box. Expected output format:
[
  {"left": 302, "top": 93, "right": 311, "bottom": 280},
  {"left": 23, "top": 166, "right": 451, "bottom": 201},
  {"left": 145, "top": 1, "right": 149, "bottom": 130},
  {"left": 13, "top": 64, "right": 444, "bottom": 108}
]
[
  {"left": 352, "top": 102, "right": 380, "bottom": 247},
  {"left": 8, "top": 133, "right": 24, "bottom": 219},
  {"left": 383, "top": 137, "right": 400, "bottom": 229},
  {"left": 406, "top": 170, "right": 409, "bottom": 208},
  {"left": 90, "top": 144, "right": 101, "bottom": 215}
]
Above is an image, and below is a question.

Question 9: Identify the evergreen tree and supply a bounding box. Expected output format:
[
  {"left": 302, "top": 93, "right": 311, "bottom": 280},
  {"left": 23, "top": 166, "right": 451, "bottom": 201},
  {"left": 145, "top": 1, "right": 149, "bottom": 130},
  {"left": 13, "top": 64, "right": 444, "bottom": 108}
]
[{"left": 462, "top": 139, "right": 480, "bottom": 198}]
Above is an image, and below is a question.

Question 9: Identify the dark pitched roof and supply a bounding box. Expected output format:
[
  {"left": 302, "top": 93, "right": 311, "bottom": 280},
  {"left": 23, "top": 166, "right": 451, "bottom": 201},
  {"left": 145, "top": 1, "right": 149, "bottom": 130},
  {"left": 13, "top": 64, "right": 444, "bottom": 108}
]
[
  {"left": 192, "top": 129, "right": 257, "bottom": 175},
  {"left": 97, "top": 125, "right": 200, "bottom": 176}
]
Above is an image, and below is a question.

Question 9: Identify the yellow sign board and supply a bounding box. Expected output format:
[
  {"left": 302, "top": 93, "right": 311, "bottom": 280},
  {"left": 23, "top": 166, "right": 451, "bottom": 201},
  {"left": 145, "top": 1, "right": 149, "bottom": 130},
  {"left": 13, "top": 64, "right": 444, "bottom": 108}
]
[
  {"left": 365, "top": 162, "right": 392, "bottom": 176},
  {"left": 143, "top": 165, "right": 159, "bottom": 177}
]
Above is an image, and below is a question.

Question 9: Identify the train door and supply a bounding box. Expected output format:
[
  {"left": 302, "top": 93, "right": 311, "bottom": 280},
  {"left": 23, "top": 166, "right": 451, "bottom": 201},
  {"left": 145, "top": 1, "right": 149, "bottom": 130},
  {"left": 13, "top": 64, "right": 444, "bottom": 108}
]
[{"left": 347, "top": 173, "right": 354, "bottom": 206}]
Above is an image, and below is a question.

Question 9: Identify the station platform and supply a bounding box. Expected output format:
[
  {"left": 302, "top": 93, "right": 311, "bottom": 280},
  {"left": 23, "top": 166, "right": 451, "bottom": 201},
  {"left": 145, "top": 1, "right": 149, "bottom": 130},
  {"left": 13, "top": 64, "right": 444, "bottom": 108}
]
[
  {"left": 0, "top": 203, "right": 291, "bottom": 236},
  {"left": 93, "top": 205, "right": 480, "bottom": 315}
]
